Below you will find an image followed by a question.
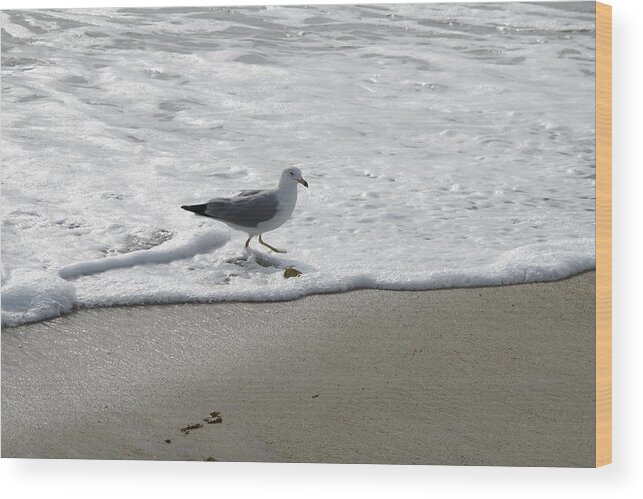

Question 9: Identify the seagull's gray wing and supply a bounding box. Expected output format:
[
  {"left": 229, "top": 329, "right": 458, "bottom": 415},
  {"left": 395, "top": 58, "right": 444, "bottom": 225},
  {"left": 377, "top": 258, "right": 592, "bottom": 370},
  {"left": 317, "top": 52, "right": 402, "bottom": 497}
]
[
  {"left": 238, "top": 189, "right": 263, "bottom": 197},
  {"left": 204, "top": 191, "right": 279, "bottom": 227}
]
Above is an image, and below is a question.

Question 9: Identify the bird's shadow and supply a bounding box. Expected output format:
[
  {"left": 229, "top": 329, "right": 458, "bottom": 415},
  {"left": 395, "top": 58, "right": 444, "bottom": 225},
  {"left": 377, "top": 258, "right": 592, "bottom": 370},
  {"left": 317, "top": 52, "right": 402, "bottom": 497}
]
[{"left": 225, "top": 248, "right": 313, "bottom": 274}]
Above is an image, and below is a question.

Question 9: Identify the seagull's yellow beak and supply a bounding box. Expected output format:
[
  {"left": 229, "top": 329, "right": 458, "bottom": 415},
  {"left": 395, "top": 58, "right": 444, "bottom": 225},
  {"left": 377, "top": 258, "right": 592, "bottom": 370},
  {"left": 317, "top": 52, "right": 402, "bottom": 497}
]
[{"left": 298, "top": 178, "right": 309, "bottom": 188}]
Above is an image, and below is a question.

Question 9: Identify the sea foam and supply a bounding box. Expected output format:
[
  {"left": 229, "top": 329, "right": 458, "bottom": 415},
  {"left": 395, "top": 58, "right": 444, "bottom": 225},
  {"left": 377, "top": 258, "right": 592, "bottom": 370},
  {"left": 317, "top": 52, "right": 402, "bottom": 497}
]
[{"left": 1, "top": 3, "right": 596, "bottom": 326}]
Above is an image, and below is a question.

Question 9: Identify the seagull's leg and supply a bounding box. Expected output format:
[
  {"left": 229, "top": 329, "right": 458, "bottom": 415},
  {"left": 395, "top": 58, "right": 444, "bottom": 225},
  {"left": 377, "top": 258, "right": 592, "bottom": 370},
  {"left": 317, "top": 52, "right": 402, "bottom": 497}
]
[
  {"left": 258, "top": 234, "right": 287, "bottom": 254},
  {"left": 244, "top": 236, "right": 254, "bottom": 252}
]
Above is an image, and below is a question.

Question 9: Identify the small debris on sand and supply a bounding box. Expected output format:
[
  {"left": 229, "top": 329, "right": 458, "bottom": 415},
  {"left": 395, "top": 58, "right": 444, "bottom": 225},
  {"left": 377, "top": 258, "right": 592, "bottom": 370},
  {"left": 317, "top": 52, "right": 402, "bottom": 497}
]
[
  {"left": 204, "top": 457, "right": 218, "bottom": 462},
  {"left": 164, "top": 439, "right": 171, "bottom": 444},
  {"left": 284, "top": 267, "right": 302, "bottom": 278},
  {"left": 180, "top": 423, "right": 203, "bottom": 434},
  {"left": 203, "top": 415, "right": 223, "bottom": 424},
  {"left": 312, "top": 393, "right": 320, "bottom": 399}
]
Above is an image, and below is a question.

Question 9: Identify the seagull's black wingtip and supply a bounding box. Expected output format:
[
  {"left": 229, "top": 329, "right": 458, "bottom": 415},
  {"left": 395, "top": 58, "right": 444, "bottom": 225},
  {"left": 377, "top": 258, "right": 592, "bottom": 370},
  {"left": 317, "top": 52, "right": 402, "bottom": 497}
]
[{"left": 181, "top": 203, "right": 208, "bottom": 216}]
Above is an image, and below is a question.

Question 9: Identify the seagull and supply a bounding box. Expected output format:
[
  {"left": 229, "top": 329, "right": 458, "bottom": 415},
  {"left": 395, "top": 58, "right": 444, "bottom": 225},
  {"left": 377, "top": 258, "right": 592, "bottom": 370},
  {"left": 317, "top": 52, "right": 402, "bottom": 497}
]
[{"left": 181, "top": 167, "right": 308, "bottom": 253}]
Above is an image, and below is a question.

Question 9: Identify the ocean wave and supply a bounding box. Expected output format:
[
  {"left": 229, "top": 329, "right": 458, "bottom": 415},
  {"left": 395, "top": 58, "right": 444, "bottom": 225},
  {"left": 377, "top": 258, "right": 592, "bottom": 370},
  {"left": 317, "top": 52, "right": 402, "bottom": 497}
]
[{"left": 1, "top": 3, "right": 596, "bottom": 327}]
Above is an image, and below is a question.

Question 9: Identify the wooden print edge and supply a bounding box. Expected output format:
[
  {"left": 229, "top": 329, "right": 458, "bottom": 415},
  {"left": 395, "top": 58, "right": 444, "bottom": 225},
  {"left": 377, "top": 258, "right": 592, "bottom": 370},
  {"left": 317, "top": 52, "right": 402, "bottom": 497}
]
[{"left": 595, "top": 1, "right": 612, "bottom": 468}]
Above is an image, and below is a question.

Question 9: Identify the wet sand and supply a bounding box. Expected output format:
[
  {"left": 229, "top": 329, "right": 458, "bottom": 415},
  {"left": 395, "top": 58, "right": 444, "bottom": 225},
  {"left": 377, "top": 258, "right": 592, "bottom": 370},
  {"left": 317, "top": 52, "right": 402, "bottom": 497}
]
[{"left": 1, "top": 272, "right": 595, "bottom": 466}]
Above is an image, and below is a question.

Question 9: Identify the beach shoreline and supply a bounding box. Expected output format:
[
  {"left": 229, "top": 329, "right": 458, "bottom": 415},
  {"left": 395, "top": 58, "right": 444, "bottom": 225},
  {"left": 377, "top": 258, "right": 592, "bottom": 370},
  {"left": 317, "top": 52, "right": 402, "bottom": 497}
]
[{"left": 1, "top": 272, "right": 596, "bottom": 466}]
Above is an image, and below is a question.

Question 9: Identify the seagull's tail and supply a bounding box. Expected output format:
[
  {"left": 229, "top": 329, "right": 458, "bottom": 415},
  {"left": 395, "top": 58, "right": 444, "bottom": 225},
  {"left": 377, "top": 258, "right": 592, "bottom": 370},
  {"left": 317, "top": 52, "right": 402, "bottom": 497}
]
[{"left": 181, "top": 203, "right": 208, "bottom": 216}]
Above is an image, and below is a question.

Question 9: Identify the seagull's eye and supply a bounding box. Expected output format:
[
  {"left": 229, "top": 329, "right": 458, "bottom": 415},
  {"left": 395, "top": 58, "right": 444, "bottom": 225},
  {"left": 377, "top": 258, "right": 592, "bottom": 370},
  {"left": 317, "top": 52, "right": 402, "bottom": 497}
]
[{"left": 290, "top": 171, "right": 294, "bottom": 176}]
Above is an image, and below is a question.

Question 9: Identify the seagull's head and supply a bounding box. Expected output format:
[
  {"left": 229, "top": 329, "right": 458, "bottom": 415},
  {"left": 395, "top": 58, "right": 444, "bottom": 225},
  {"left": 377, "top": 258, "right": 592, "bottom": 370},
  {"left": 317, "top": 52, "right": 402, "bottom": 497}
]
[{"left": 282, "top": 167, "right": 308, "bottom": 188}]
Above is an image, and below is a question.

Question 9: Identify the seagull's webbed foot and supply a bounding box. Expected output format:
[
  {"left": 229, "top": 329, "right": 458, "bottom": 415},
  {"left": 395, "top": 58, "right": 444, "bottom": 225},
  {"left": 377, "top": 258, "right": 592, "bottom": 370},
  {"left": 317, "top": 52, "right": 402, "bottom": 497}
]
[{"left": 258, "top": 234, "right": 287, "bottom": 254}]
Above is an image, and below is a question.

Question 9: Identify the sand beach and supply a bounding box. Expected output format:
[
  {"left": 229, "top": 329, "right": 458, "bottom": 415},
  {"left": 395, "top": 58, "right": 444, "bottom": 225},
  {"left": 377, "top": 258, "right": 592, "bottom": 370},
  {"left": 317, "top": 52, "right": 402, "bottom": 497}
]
[{"left": 1, "top": 272, "right": 595, "bottom": 466}]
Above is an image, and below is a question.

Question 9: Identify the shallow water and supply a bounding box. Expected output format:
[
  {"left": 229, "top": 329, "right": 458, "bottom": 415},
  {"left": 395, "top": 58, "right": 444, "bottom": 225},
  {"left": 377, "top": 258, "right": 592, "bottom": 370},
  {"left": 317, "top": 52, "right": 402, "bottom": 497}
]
[{"left": 1, "top": 2, "right": 596, "bottom": 326}]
